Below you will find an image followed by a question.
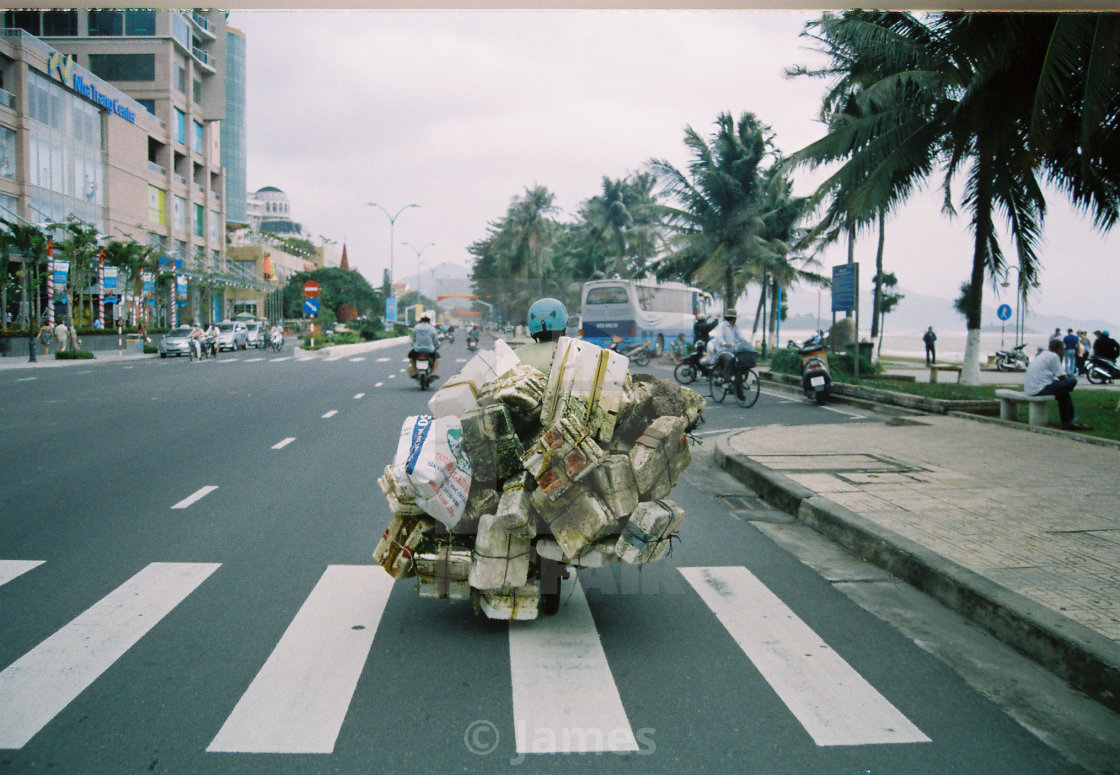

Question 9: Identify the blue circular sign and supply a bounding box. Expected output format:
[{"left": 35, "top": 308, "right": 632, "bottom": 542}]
[
  {"left": 303, "top": 297, "right": 320, "bottom": 316},
  {"left": 997, "top": 303, "right": 1012, "bottom": 321}
]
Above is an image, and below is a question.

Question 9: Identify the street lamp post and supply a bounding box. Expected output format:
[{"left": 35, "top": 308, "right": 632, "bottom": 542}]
[
  {"left": 1000, "top": 265, "right": 1024, "bottom": 349},
  {"left": 404, "top": 241, "right": 435, "bottom": 297},
  {"left": 368, "top": 202, "right": 418, "bottom": 298}
]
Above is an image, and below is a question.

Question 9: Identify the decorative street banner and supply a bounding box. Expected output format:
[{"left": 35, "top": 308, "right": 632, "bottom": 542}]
[
  {"left": 385, "top": 296, "right": 397, "bottom": 324},
  {"left": 52, "top": 259, "right": 69, "bottom": 286},
  {"left": 142, "top": 272, "right": 154, "bottom": 292},
  {"left": 103, "top": 266, "right": 118, "bottom": 290},
  {"left": 176, "top": 276, "right": 187, "bottom": 297},
  {"left": 831, "top": 263, "right": 858, "bottom": 313}
]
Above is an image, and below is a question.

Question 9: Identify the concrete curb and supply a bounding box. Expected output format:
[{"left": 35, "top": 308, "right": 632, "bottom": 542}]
[{"left": 714, "top": 433, "right": 1120, "bottom": 714}]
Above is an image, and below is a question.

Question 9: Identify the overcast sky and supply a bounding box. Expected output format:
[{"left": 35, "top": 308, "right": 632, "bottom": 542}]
[{"left": 227, "top": 9, "right": 1118, "bottom": 323}]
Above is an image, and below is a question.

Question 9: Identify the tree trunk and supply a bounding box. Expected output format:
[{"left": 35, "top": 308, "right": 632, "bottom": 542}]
[
  {"left": 870, "top": 211, "right": 885, "bottom": 339},
  {"left": 961, "top": 160, "right": 993, "bottom": 386}
]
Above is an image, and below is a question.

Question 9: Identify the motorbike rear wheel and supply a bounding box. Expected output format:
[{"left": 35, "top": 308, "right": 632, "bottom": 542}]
[
  {"left": 1086, "top": 367, "right": 1110, "bottom": 385},
  {"left": 674, "top": 362, "right": 697, "bottom": 385},
  {"left": 631, "top": 348, "right": 651, "bottom": 367},
  {"left": 995, "top": 355, "right": 1013, "bottom": 372}
]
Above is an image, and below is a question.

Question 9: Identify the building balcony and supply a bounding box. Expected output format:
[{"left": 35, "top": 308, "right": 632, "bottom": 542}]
[
  {"left": 191, "top": 45, "right": 216, "bottom": 75},
  {"left": 190, "top": 12, "right": 216, "bottom": 41}
]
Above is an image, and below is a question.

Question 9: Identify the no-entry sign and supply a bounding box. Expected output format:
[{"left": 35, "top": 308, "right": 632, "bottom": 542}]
[{"left": 302, "top": 280, "right": 321, "bottom": 298}]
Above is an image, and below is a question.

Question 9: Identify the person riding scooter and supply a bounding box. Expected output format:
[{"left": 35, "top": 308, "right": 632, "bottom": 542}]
[
  {"left": 409, "top": 313, "right": 440, "bottom": 379},
  {"left": 466, "top": 322, "right": 481, "bottom": 350}
]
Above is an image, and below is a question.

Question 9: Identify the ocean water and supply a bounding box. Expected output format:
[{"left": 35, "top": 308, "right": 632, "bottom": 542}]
[{"left": 771, "top": 328, "right": 1060, "bottom": 362}]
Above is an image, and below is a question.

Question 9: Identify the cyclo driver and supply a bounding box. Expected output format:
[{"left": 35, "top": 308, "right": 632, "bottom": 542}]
[{"left": 408, "top": 313, "right": 440, "bottom": 379}]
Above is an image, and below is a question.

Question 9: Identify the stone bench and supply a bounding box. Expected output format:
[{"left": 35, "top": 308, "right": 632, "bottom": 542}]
[
  {"left": 994, "top": 389, "right": 1055, "bottom": 426},
  {"left": 929, "top": 364, "right": 962, "bottom": 383}
]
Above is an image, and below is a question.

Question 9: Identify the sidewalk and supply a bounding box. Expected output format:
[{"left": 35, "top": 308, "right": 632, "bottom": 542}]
[
  {"left": 715, "top": 394, "right": 1120, "bottom": 713},
  {"left": 0, "top": 347, "right": 156, "bottom": 369}
]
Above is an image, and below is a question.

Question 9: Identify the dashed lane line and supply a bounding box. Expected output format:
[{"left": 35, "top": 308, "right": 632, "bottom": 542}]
[
  {"left": 322, "top": 410, "right": 338, "bottom": 419},
  {"left": 171, "top": 486, "right": 218, "bottom": 510},
  {"left": 272, "top": 437, "right": 296, "bottom": 450},
  {"left": 354, "top": 393, "right": 365, "bottom": 399}
]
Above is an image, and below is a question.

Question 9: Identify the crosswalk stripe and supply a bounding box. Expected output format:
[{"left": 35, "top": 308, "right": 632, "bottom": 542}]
[
  {"left": 0, "top": 562, "right": 220, "bottom": 749},
  {"left": 509, "top": 579, "right": 638, "bottom": 754},
  {"left": 0, "top": 560, "right": 43, "bottom": 587},
  {"left": 680, "top": 566, "right": 930, "bottom": 747},
  {"left": 207, "top": 565, "right": 391, "bottom": 754}
]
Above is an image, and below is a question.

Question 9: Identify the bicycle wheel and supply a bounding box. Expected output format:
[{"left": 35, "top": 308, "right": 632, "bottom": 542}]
[
  {"left": 735, "top": 368, "right": 761, "bottom": 408},
  {"left": 709, "top": 364, "right": 728, "bottom": 403}
]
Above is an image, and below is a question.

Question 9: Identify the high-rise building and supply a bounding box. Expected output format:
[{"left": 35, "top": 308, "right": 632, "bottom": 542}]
[
  {"left": 0, "top": 9, "right": 248, "bottom": 323},
  {"left": 223, "top": 25, "right": 246, "bottom": 225}
]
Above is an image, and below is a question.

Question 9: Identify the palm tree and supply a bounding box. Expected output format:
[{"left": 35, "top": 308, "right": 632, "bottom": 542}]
[
  {"left": 103, "top": 239, "right": 156, "bottom": 327},
  {"left": 649, "top": 112, "right": 774, "bottom": 308},
  {"left": 0, "top": 220, "right": 48, "bottom": 331}
]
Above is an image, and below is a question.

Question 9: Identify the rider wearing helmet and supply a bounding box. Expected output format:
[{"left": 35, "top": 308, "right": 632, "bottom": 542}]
[
  {"left": 408, "top": 312, "right": 440, "bottom": 378},
  {"left": 518, "top": 297, "right": 569, "bottom": 372}
]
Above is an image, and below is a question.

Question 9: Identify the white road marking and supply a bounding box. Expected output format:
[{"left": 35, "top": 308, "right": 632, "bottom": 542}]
[
  {"left": 455, "top": 358, "right": 467, "bottom": 363},
  {"left": 509, "top": 580, "right": 638, "bottom": 754},
  {"left": 374, "top": 382, "right": 384, "bottom": 388},
  {"left": 16, "top": 377, "right": 35, "bottom": 382},
  {"left": 680, "top": 566, "right": 930, "bottom": 747},
  {"left": 245, "top": 357, "right": 264, "bottom": 363},
  {"left": 322, "top": 410, "right": 338, "bottom": 419},
  {"left": 271, "top": 356, "right": 291, "bottom": 362},
  {"left": 349, "top": 357, "right": 365, "bottom": 362},
  {"left": 353, "top": 393, "right": 365, "bottom": 399},
  {"left": 376, "top": 357, "right": 391, "bottom": 362},
  {"left": 272, "top": 437, "right": 296, "bottom": 450},
  {"left": 388, "top": 374, "right": 396, "bottom": 379},
  {"left": 0, "top": 562, "right": 220, "bottom": 749},
  {"left": 171, "top": 486, "right": 218, "bottom": 510},
  {"left": 207, "top": 565, "right": 392, "bottom": 754},
  {"left": 0, "top": 560, "right": 43, "bottom": 587}
]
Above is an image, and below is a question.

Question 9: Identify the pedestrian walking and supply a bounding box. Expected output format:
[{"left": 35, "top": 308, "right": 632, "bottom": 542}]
[
  {"left": 38, "top": 322, "right": 52, "bottom": 356},
  {"left": 1062, "top": 328, "right": 1080, "bottom": 375},
  {"left": 922, "top": 326, "right": 937, "bottom": 365},
  {"left": 53, "top": 320, "right": 67, "bottom": 353}
]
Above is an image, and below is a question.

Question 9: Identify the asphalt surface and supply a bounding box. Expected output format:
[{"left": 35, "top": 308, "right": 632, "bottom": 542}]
[{"left": 0, "top": 338, "right": 1113, "bottom": 774}]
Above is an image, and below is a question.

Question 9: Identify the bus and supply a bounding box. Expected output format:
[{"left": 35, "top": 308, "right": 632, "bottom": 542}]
[{"left": 578, "top": 279, "right": 713, "bottom": 354}]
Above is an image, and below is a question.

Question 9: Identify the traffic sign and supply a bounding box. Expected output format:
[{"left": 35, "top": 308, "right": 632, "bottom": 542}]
[
  {"left": 831, "top": 264, "right": 858, "bottom": 313},
  {"left": 997, "top": 303, "right": 1012, "bottom": 321},
  {"left": 302, "top": 280, "right": 321, "bottom": 298},
  {"left": 303, "top": 297, "right": 320, "bottom": 315}
]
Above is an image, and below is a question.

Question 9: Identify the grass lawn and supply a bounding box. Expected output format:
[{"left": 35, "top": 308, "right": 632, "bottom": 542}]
[{"left": 833, "top": 375, "right": 1120, "bottom": 442}]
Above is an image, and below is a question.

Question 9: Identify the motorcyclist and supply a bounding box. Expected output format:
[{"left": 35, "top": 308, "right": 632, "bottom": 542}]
[
  {"left": 693, "top": 312, "right": 717, "bottom": 350},
  {"left": 409, "top": 313, "right": 440, "bottom": 378},
  {"left": 269, "top": 321, "right": 284, "bottom": 349},
  {"left": 517, "top": 297, "right": 568, "bottom": 373},
  {"left": 1092, "top": 330, "right": 1119, "bottom": 362},
  {"left": 204, "top": 321, "right": 219, "bottom": 358},
  {"left": 189, "top": 322, "right": 204, "bottom": 360},
  {"left": 467, "top": 322, "right": 480, "bottom": 344}
]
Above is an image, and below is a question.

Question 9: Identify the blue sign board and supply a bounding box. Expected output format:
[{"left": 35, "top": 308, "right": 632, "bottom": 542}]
[
  {"left": 831, "top": 264, "right": 858, "bottom": 313},
  {"left": 385, "top": 296, "right": 397, "bottom": 324},
  {"left": 997, "top": 303, "right": 1012, "bottom": 321},
  {"left": 304, "top": 297, "right": 320, "bottom": 316}
]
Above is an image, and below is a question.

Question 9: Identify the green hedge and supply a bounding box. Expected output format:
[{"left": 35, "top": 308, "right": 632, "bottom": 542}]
[{"left": 55, "top": 350, "right": 94, "bottom": 360}]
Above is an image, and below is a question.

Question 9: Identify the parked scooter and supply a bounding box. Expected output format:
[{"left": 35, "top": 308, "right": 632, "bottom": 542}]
[
  {"left": 796, "top": 332, "right": 831, "bottom": 404},
  {"left": 609, "top": 336, "right": 652, "bottom": 367},
  {"left": 1086, "top": 355, "right": 1120, "bottom": 384},
  {"left": 994, "top": 343, "right": 1031, "bottom": 372}
]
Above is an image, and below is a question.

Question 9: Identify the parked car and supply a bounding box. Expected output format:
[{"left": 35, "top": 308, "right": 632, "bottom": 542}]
[
  {"left": 216, "top": 321, "right": 247, "bottom": 351},
  {"left": 245, "top": 321, "right": 264, "bottom": 349},
  {"left": 159, "top": 326, "right": 195, "bottom": 358}
]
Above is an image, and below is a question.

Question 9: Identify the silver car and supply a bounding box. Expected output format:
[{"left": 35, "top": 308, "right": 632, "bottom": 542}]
[
  {"left": 245, "top": 321, "right": 265, "bottom": 349},
  {"left": 217, "top": 321, "right": 248, "bottom": 351},
  {"left": 159, "top": 325, "right": 194, "bottom": 358}
]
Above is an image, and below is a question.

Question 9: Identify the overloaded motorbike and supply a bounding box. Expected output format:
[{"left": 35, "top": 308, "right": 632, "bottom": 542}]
[{"left": 796, "top": 332, "right": 832, "bottom": 404}]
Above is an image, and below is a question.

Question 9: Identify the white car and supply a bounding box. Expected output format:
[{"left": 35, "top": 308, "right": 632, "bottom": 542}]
[{"left": 216, "top": 321, "right": 248, "bottom": 351}]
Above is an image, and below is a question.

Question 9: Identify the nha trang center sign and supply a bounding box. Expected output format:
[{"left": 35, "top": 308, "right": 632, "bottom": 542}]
[{"left": 47, "top": 52, "right": 136, "bottom": 124}]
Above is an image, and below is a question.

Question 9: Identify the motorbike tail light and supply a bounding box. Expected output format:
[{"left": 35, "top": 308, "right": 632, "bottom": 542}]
[{"left": 630, "top": 322, "right": 636, "bottom": 337}]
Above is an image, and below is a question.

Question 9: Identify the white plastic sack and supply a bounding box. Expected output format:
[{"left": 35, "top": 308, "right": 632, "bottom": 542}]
[
  {"left": 427, "top": 339, "right": 522, "bottom": 418},
  {"left": 392, "top": 414, "right": 473, "bottom": 530}
]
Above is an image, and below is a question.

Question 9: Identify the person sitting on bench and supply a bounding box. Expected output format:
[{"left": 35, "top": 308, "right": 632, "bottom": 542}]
[{"left": 1024, "top": 339, "right": 1091, "bottom": 431}]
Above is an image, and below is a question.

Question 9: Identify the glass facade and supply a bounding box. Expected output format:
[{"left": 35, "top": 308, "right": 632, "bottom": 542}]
[
  {"left": 0, "top": 125, "right": 15, "bottom": 178},
  {"left": 194, "top": 202, "right": 204, "bottom": 237},
  {"left": 174, "top": 108, "right": 185, "bottom": 145},
  {"left": 172, "top": 14, "right": 191, "bottom": 51},
  {"left": 25, "top": 70, "right": 103, "bottom": 228},
  {"left": 222, "top": 28, "right": 247, "bottom": 223},
  {"left": 88, "top": 54, "right": 155, "bottom": 82},
  {"left": 192, "top": 121, "right": 203, "bottom": 154}
]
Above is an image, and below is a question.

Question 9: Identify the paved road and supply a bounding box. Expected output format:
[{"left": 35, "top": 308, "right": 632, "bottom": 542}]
[{"left": 0, "top": 340, "right": 1099, "bottom": 773}]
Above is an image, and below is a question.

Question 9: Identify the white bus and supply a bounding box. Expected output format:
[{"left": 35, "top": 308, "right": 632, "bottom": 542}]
[{"left": 578, "top": 279, "right": 713, "bottom": 354}]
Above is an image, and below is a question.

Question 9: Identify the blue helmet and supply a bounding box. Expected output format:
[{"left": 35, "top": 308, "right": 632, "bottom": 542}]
[{"left": 527, "top": 298, "right": 568, "bottom": 337}]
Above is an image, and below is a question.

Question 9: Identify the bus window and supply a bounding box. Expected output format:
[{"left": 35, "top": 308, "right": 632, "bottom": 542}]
[{"left": 586, "top": 285, "right": 629, "bottom": 305}]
